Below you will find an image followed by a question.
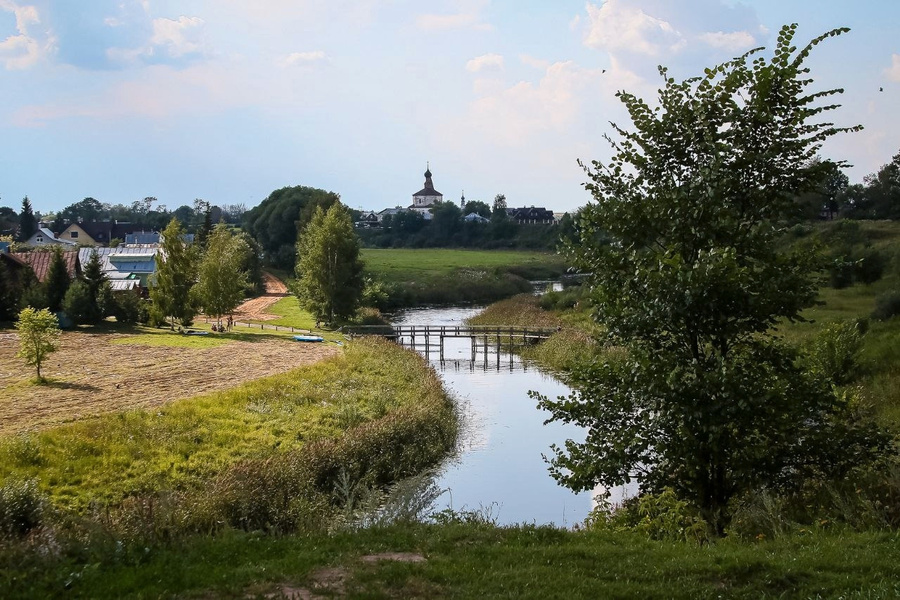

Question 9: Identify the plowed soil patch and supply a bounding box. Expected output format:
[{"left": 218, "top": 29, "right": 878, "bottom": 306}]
[{"left": 0, "top": 330, "right": 339, "bottom": 434}]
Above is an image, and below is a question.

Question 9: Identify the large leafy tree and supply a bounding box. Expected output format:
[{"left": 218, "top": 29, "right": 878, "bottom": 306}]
[
  {"left": 244, "top": 185, "right": 341, "bottom": 269},
  {"left": 193, "top": 223, "right": 249, "bottom": 327},
  {"left": 294, "top": 203, "right": 364, "bottom": 323},
  {"left": 150, "top": 219, "right": 198, "bottom": 329},
  {"left": 537, "top": 25, "right": 886, "bottom": 530}
]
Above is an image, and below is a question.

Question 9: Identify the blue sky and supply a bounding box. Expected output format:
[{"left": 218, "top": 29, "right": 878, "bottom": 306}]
[{"left": 1, "top": 0, "right": 898, "bottom": 216}]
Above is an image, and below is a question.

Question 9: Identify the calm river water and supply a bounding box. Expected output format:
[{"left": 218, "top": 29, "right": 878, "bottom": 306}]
[{"left": 392, "top": 306, "right": 597, "bottom": 527}]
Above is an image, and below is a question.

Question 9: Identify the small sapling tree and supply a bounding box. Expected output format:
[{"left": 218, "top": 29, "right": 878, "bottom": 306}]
[{"left": 16, "top": 307, "right": 60, "bottom": 381}]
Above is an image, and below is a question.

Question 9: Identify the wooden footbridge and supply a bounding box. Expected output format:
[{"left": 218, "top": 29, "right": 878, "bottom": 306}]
[{"left": 343, "top": 324, "right": 559, "bottom": 363}]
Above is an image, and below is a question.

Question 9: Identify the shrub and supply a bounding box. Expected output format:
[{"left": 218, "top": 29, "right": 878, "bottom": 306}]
[
  {"left": 855, "top": 249, "right": 888, "bottom": 285},
  {"left": 111, "top": 291, "right": 142, "bottom": 325},
  {"left": 804, "top": 320, "right": 865, "bottom": 386},
  {"left": 584, "top": 489, "right": 710, "bottom": 544},
  {"left": 0, "top": 478, "right": 47, "bottom": 539},
  {"left": 62, "top": 280, "right": 93, "bottom": 325},
  {"left": 872, "top": 291, "right": 900, "bottom": 322}
]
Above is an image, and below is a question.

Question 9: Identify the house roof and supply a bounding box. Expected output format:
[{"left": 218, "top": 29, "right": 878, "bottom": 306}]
[
  {"left": 29, "top": 227, "right": 77, "bottom": 246},
  {"left": 12, "top": 250, "right": 79, "bottom": 282}
]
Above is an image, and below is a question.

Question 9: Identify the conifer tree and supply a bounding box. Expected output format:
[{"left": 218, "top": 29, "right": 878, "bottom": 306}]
[
  {"left": 18, "top": 197, "right": 37, "bottom": 242},
  {"left": 43, "top": 247, "right": 70, "bottom": 313},
  {"left": 150, "top": 219, "right": 198, "bottom": 329}
]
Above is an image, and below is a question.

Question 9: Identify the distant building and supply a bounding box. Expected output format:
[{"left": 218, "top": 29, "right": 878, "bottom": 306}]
[
  {"left": 12, "top": 249, "right": 81, "bottom": 282},
  {"left": 409, "top": 163, "right": 443, "bottom": 215},
  {"left": 78, "top": 247, "right": 158, "bottom": 289},
  {"left": 24, "top": 226, "right": 77, "bottom": 248},
  {"left": 508, "top": 206, "right": 556, "bottom": 224},
  {"left": 58, "top": 221, "right": 148, "bottom": 246}
]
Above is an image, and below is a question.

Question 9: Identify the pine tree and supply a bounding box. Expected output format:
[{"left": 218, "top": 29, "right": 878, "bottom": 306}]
[
  {"left": 18, "top": 197, "right": 38, "bottom": 242},
  {"left": 82, "top": 249, "right": 108, "bottom": 323},
  {"left": 43, "top": 247, "right": 70, "bottom": 313},
  {"left": 150, "top": 219, "right": 198, "bottom": 329}
]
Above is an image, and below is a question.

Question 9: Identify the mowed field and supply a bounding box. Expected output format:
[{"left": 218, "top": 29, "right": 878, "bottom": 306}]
[
  {"left": 0, "top": 328, "right": 339, "bottom": 434},
  {"left": 360, "top": 248, "right": 565, "bottom": 283}
]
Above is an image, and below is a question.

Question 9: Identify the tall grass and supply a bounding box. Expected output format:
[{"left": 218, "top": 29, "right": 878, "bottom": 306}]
[{"left": 0, "top": 338, "right": 457, "bottom": 515}]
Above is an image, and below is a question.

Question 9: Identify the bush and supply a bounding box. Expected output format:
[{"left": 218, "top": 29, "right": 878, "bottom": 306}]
[
  {"left": 855, "top": 249, "right": 888, "bottom": 285},
  {"left": 804, "top": 320, "right": 865, "bottom": 386},
  {"left": 872, "top": 291, "right": 900, "bottom": 322},
  {"left": 62, "top": 280, "right": 93, "bottom": 325},
  {"left": 584, "top": 489, "right": 710, "bottom": 544},
  {"left": 0, "top": 478, "right": 47, "bottom": 539},
  {"left": 111, "top": 291, "right": 142, "bottom": 325}
]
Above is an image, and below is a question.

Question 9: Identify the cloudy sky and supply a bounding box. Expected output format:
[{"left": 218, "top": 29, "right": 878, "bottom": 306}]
[{"left": 1, "top": 0, "right": 898, "bottom": 215}]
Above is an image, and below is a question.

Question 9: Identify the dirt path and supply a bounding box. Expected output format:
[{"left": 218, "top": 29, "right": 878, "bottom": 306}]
[
  {"left": 232, "top": 272, "right": 290, "bottom": 322},
  {"left": 0, "top": 329, "right": 339, "bottom": 434}
]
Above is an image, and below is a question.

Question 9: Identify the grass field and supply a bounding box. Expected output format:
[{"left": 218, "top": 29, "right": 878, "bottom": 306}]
[
  {"left": 361, "top": 248, "right": 566, "bottom": 284},
  {"left": 0, "top": 324, "right": 339, "bottom": 434}
]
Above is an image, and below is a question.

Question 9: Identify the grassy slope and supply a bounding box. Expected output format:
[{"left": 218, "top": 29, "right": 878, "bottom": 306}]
[
  {"left": 9, "top": 524, "right": 900, "bottom": 599},
  {"left": 0, "top": 338, "right": 443, "bottom": 510},
  {"left": 361, "top": 248, "right": 566, "bottom": 284}
]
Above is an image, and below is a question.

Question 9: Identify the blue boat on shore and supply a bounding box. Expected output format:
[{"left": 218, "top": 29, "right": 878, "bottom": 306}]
[{"left": 293, "top": 335, "right": 325, "bottom": 343}]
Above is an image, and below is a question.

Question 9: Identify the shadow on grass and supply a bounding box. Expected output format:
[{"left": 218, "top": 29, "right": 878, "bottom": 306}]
[{"left": 28, "top": 378, "right": 100, "bottom": 392}]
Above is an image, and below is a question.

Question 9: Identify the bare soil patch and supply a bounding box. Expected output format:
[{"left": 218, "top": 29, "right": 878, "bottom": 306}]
[
  {"left": 232, "top": 272, "right": 290, "bottom": 322},
  {"left": 0, "top": 329, "right": 339, "bottom": 434}
]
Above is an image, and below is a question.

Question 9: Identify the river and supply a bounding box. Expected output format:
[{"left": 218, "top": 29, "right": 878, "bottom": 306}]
[{"left": 392, "top": 305, "right": 597, "bottom": 527}]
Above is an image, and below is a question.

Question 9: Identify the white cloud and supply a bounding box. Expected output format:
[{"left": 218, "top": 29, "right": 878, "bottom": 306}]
[
  {"left": 106, "top": 14, "right": 208, "bottom": 64},
  {"left": 886, "top": 54, "right": 900, "bottom": 83},
  {"left": 698, "top": 30, "right": 756, "bottom": 53},
  {"left": 149, "top": 16, "right": 206, "bottom": 58},
  {"left": 584, "top": 1, "right": 685, "bottom": 57},
  {"left": 0, "top": 0, "right": 54, "bottom": 69},
  {"left": 466, "top": 53, "right": 503, "bottom": 72},
  {"left": 280, "top": 50, "right": 327, "bottom": 67},
  {"left": 519, "top": 54, "right": 550, "bottom": 70},
  {"left": 417, "top": 0, "right": 492, "bottom": 32}
]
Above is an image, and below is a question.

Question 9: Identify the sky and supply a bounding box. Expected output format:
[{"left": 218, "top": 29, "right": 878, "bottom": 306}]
[{"left": 0, "top": 0, "right": 898, "bottom": 216}]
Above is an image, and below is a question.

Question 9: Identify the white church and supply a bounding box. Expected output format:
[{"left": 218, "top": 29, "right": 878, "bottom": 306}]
[{"left": 409, "top": 163, "right": 443, "bottom": 215}]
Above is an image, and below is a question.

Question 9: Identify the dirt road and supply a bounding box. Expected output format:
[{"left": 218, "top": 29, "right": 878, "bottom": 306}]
[{"left": 232, "top": 272, "right": 289, "bottom": 322}]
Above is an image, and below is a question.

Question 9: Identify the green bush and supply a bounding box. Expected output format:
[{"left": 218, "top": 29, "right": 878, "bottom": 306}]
[
  {"left": 804, "top": 320, "right": 865, "bottom": 386},
  {"left": 584, "top": 489, "right": 710, "bottom": 544},
  {"left": 111, "top": 291, "right": 142, "bottom": 325},
  {"left": 872, "top": 291, "right": 900, "bottom": 322},
  {"left": 855, "top": 249, "right": 888, "bottom": 285},
  {"left": 0, "top": 478, "right": 47, "bottom": 539}
]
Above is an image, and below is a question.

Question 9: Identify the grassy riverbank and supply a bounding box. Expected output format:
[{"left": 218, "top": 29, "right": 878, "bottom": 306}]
[
  {"left": 361, "top": 248, "right": 567, "bottom": 307},
  {"left": 0, "top": 337, "right": 459, "bottom": 596},
  {"left": 6, "top": 520, "right": 900, "bottom": 598}
]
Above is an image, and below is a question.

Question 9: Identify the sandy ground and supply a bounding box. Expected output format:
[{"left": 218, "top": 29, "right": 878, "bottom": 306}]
[
  {"left": 0, "top": 329, "right": 339, "bottom": 434},
  {"left": 231, "top": 272, "right": 290, "bottom": 322}
]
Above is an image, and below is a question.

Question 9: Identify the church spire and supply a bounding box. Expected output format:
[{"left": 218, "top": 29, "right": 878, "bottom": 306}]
[
  {"left": 423, "top": 162, "right": 434, "bottom": 191},
  {"left": 460, "top": 190, "right": 466, "bottom": 209}
]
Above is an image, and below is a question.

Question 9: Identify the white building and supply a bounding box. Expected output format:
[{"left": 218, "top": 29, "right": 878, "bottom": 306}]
[{"left": 409, "top": 163, "right": 443, "bottom": 215}]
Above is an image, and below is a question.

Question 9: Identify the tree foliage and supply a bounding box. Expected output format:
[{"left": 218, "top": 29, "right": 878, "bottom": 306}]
[
  {"left": 193, "top": 223, "right": 249, "bottom": 325},
  {"left": 243, "top": 185, "right": 341, "bottom": 269},
  {"left": 17, "top": 197, "right": 37, "bottom": 242},
  {"left": 81, "top": 249, "right": 108, "bottom": 323},
  {"left": 150, "top": 219, "right": 198, "bottom": 329},
  {"left": 43, "top": 247, "right": 70, "bottom": 313},
  {"left": 15, "top": 306, "right": 60, "bottom": 381},
  {"left": 537, "top": 25, "right": 887, "bottom": 530},
  {"left": 294, "top": 204, "right": 364, "bottom": 322}
]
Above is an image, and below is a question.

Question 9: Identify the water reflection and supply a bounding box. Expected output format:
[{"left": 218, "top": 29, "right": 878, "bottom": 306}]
[{"left": 393, "top": 306, "right": 595, "bottom": 527}]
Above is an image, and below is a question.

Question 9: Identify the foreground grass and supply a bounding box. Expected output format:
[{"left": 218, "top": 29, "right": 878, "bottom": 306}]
[
  {"left": 5, "top": 523, "right": 900, "bottom": 598},
  {"left": 0, "top": 338, "right": 445, "bottom": 510}
]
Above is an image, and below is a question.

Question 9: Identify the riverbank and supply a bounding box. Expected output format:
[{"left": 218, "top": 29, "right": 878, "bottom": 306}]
[
  {"left": 362, "top": 248, "right": 567, "bottom": 308},
  {"left": 0, "top": 337, "right": 459, "bottom": 595}
]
